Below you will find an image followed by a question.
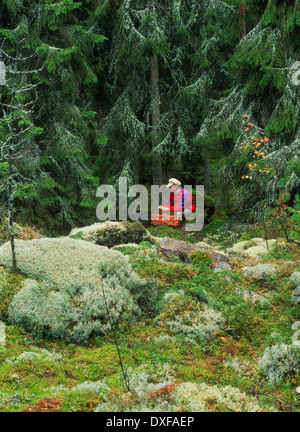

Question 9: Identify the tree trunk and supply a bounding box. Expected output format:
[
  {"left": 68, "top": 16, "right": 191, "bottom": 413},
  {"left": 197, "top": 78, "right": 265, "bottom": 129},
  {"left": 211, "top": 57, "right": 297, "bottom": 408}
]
[
  {"left": 203, "top": 142, "right": 212, "bottom": 195},
  {"left": 239, "top": 1, "right": 246, "bottom": 40},
  {"left": 150, "top": 53, "right": 162, "bottom": 185}
]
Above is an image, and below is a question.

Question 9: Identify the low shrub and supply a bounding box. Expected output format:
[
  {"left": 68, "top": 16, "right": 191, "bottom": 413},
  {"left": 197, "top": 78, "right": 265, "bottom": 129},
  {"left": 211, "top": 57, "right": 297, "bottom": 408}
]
[{"left": 0, "top": 218, "right": 43, "bottom": 246}]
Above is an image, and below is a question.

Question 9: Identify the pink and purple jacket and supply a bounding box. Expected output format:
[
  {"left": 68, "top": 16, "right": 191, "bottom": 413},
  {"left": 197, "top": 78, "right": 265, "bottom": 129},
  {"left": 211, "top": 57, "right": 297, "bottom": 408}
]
[{"left": 162, "top": 188, "right": 195, "bottom": 212}]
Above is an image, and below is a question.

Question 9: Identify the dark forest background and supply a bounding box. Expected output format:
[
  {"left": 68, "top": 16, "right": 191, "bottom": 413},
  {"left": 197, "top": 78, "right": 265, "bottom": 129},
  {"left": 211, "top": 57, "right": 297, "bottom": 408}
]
[{"left": 0, "top": 0, "right": 299, "bottom": 234}]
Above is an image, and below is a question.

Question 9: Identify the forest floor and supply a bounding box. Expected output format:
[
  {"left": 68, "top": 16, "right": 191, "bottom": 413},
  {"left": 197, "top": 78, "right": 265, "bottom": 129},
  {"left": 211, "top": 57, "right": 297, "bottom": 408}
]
[{"left": 0, "top": 223, "right": 299, "bottom": 412}]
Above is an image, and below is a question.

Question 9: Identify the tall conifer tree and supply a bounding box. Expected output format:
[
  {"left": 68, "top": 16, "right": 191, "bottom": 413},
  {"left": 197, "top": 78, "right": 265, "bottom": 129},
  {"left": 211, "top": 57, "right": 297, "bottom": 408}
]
[{"left": 0, "top": 0, "right": 106, "bottom": 231}]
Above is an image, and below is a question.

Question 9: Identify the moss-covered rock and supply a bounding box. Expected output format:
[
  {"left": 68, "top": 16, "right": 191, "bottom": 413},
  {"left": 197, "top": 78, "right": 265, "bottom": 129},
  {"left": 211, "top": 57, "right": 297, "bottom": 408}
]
[
  {"left": 242, "top": 263, "right": 278, "bottom": 281},
  {"left": 190, "top": 250, "right": 212, "bottom": 267},
  {"left": 157, "top": 237, "right": 230, "bottom": 270},
  {"left": 289, "top": 272, "right": 300, "bottom": 287},
  {"left": 69, "top": 220, "right": 153, "bottom": 248}
]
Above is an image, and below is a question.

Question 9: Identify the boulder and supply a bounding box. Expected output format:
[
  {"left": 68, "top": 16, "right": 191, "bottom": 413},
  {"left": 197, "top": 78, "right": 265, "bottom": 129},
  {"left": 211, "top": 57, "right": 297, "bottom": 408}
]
[
  {"left": 292, "top": 285, "right": 300, "bottom": 304},
  {"left": 242, "top": 263, "right": 277, "bottom": 281},
  {"left": 214, "top": 261, "right": 233, "bottom": 273},
  {"left": 195, "top": 241, "right": 212, "bottom": 249},
  {"left": 69, "top": 220, "right": 153, "bottom": 248},
  {"left": 241, "top": 246, "right": 268, "bottom": 259},
  {"left": 235, "top": 286, "right": 269, "bottom": 305},
  {"left": 157, "top": 237, "right": 230, "bottom": 268},
  {"left": 226, "top": 238, "right": 287, "bottom": 258},
  {"left": 289, "top": 272, "right": 300, "bottom": 287}
]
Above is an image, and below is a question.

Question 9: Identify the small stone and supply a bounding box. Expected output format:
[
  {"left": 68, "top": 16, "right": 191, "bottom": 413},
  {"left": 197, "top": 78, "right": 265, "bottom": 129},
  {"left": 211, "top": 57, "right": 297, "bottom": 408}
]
[
  {"left": 292, "top": 285, "right": 300, "bottom": 304},
  {"left": 242, "top": 263, "right": 277, "bottom": 281},
  {"left": 235, "top": 286, "right": 268, "bottom": 304},
  {"left": 157, "top": 237, "right": 230, "bottom": 268},
  {"left": 214, "top": 261, "right": 233, "bottom": 273},
  {"left": 290, "top": 272, "right": 300, "bottom": 287}
]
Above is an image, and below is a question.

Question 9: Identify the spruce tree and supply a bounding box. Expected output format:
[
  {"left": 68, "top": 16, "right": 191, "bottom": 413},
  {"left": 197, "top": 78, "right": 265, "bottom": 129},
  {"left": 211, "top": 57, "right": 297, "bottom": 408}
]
[
  {"left": 0, "top": 39, "right": 43, "bottom": 271},
  {"left": 97, "top": 0, "right": 214, "bottom": 187},
  {"left": 192, "top": 0, "right": 300, "bottom": 221},
  {"left": 0, "top": 0, "right": 106, "bottom": 232}
]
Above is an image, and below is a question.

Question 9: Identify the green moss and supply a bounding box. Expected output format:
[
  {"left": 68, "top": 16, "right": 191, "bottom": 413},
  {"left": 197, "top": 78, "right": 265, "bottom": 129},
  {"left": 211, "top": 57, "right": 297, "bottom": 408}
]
[
  {"left": 69, "top": 230, "right": 88, "bottom": 241},
  {"left": 0, "top": 268, "right": 25, "bottom": 321},
  {"left": 112, "top": 245, "right": 139, "bottom": 255},
  {"left": 190, "top": 250, "right": 212, "bottom": 267},
  {"left": 138, "top": 241, "right": 153, "bottom": 249},
  {"left": 239, "top": 226, "right": 266, "bottom": 241}
]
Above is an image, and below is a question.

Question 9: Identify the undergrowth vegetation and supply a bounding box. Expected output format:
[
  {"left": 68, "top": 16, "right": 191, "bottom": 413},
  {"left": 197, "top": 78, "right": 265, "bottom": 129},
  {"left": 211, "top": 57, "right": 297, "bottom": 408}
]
[{"left": 0, "top": 222, "right": 299, "bottom": 412}]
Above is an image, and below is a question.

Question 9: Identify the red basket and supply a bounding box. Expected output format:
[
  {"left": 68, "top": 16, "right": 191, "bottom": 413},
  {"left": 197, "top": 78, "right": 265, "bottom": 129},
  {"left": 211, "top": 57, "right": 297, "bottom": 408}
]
[{"left": 151, "top": 214, "right": 182, "bottom": 226}]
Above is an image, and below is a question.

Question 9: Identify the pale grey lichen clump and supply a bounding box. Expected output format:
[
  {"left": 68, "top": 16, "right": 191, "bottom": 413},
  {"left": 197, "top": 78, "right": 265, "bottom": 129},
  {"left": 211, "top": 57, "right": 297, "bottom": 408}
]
[
  {"left": 158, "top": 290, "right": 225, "bottom": 343},
  {"left": 242, "top": 263, "right": 278, "bottom": 281},
  {"left": 5, "top": 347, "right": 63, "bottom": 363},
  {"left": 170, "top": 382, "right": 276, "bottom": 412},
  {"left": 69, "top": 220, "right": 153, "bottom": 248},
  {"left": 257, "top": 343, "right": 300, "bottom": 384},
  {"left": 96, "top": 363, "right": 178, "bottom": 412},
  {"left": 49, "top": 380, "right": 110, "bottom": 396},
  {"left": 126, "top": 363, "right": 176, "bottom": 400},
  {"left": 95, "top": 363, "right": 276, "bottom": 412},
  {"left": 0, "top": 238, "right": 145, "bottom": 342}
]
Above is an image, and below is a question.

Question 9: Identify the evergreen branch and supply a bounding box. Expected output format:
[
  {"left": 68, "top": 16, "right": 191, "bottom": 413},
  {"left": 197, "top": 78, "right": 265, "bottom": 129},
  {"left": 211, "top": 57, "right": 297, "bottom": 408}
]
[
  {"left": 0, "top": 48, "right": 38, "bottom": 62},
  {"left": 7, "top": 66, "right": 44, "bottom": 75}
]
